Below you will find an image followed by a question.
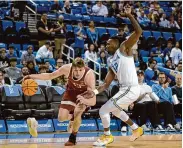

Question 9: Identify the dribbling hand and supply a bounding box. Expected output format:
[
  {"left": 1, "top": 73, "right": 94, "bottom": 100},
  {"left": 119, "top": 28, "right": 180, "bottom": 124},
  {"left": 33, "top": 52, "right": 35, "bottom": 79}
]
[
  {"left": 23, "top": 75, "right": 31, "bottom": 82},
  {"left": 76, "top": 95, "right": 86, "bottom": 105}
]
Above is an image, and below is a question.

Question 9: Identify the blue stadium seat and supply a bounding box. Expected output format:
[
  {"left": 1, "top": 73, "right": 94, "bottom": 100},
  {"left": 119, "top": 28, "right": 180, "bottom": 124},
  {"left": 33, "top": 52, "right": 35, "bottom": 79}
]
[
  {"left": 0, "top": 43, "right": 6, "bottom": 48},
  {"left": 66, "top": 25, "right": 73, "bottom": 32},
  {"left": 139, "top": 50, "right": 149, "bottom": 57},
  {"left": 33, "top": 51, "right": 37, "bottom": 57},
  {"left": 152, "top": 31, "right": 161, "bottom": 40},
  {"left": 44, "top": 58, "right": 56, "bottom": 66},
  {"left": 162, "top": 32, "right": 172, "bottom": 41},
  {"left": 154, "top": 57, "right": 163, "bottom": 63},
  {"left": 15, "top": 22, "right": 26, "bottom": 32},
  {"left": 71, "top": 8, "right": 81, "bottom": 15},
  {"left": 47, "top": 13, "right": 57, "bottom": 20},
  {"left": 22, "top": 44, "right": 34, "bottom": 51},
  {"left": 103, "top": 17, "right": 116, "bottom": 24},
  {"left": 82, "top": 15, "right": 91, "bottom": 22},
  {"left": 142, "top": 57, "right": 150, "bottom": 63},
  {"left": 2, "top": 20, "right": 13, "bottom": 31},
  {"left": 9, "top": 44, "right": 21, "bottom": 51},
  {"left": 174, "top": 33, "right": 182, "bottom": 41},
  {"left": 122, "top": 18, "right": 131, "bottom": 24},
  {"left": 96, "top": 27, "right": 107, "bottom": 37},
  {"left": 17, "top": 58, "right": 21, "bottom": 64},
  {"left": 62, "top": 14, "right": 70, "bottom": 20},
  {"left": 143, "top": 31, "right": 151, "bottom": 39},
  {"left": 16, "top": 64, "right": 23, "bottom": 69},
  {"left": 92, "top": 16, "right": 104, "bottom": 23},
  {"left": 70, "top": 14, "right": 82, "bottom": 21},
  {"left": 107, "top": 28, "right": 118, "bottom": 37}
]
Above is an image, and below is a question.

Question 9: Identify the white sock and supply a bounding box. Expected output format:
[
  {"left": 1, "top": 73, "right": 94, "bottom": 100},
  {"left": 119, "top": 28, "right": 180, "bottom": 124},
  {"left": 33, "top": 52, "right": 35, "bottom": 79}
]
[
  {"left": 104, "top": 130, "right": 111, "bottom": 136},
  {"left": 131, "top": 123, "right": 138, "bottom": 130}
]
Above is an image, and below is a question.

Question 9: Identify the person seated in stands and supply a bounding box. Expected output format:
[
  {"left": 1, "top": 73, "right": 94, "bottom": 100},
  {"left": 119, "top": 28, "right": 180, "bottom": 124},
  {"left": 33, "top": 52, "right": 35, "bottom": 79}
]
[
  {"left": 159, "top": 13, "right": 169, "bottom": 28},
  {"left": 0, "top": 70, "right": 11, "bottom": 86},
  {"left": 55, "top": 58, "right": 64, "bottom": 70},
  {"left": 27, "top": 61, "right": 37, "bottom": 74},
  {"left": 36, "top": 13, "right": 53, "bottom": 47},
  {"left": 0, "top": 48, "right": 9, "bottom": 70},
  {"left": 16, "top": 66, "right": 29, "bottom": 84},
  {"left": 108, "top": 3, "right": 120, "bottom": 17},
  {"left": 97, "top": 51, "right": 108, "bottom": 80},
  {"left": 45, "top": 61, "right": 54, "bottom": 73},
  {"left": 92, "top": 1, "right": 108, "bottom": 17},
  {"left": 163, "top": 41, "right": 173, "bottom": 61},
  {"left": 150, "top": 43, "right": 163, "bottom": 57},
  {"left": 97, "top": 44, "right": 108, "bottom": 58},
  {"left": 6, "top": 45, "right": 17, "bottom": 58},
  {"left": 168, "top": 15, "right": 180, "bottom": 30},
  {"left": 35, "top": 65, "right": 52, "bottom": 86},
  {"left": 164, "top": 60, "right": 174, "bottom": 70},
  {"left": 152, "top": 72, "right": 180, "bottom": 131},
  {"left": 50, "top": 0, "right": 63, "bottom": 13},
  {"left": 4, "top": 57, "right": 22, "bottom": 83},
  {"left": 36, "top": 41, "right": 53, "bottom": 59},
  {"left": 170, "top": 42, "right": 182, "bottom": 67},
  {"left": 144, "top": 58, "right": 159, "bottom": 86},
  {"left": 21, "top": 45, "right": 36, "bottom": 66},
  {"left": 86, "top": 21, "right": 99, "bottom": 47},
  {"left": 137, "top": 10, "right": 150, "bottom": 28},
  {"left": 175, "top": 62, "right": 182, "bottom": 72},
  {"left": 63, "top": 0, "right": 71, "bottom": 14},
  {"left": 128, "top": 70, "right": 163, "bottom": 131},
  {"left": 172, "top": 74, "right": 182, "bottom": 117},
  {"left": 84, "top": 44, "right": 97, "bottom": 69}
]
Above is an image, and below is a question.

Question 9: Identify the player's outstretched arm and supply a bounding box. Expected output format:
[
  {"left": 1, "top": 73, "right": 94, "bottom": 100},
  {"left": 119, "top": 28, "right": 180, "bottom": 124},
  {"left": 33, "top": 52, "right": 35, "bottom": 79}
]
[
  {"left": 94, "top": 68, "right": 115, "bottom": 95},
  {"left": 23, "top": 64, "right": 70, "bottom": 81},
  {"left": 120, "top": 5, "right": 142, "bottom": 56}
]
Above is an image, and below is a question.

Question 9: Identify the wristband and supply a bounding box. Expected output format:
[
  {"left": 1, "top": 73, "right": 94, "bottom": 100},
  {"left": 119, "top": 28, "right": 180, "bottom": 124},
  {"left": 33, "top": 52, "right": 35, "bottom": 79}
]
[{"left": 93, "top": 89, "right": 99, "bottom": 95}]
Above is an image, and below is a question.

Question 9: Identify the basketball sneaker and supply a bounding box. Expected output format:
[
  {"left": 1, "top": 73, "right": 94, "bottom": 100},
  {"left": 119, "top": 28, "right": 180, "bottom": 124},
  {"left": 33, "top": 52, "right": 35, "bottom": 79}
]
[
  {"left": 64, "top": 133, "right": 77, "bottom": 146},
  {"left": 67, "top": 121, "right": 74, "bottom": 133},
  {"left": 130, "top": 127, "right": 143, "bottom": 141},
  {"left": 93, "top": 134, "right": 114, "bottom": 146},
  {"left": 27, "top": 118, "right": 38, "bottom": 137}
]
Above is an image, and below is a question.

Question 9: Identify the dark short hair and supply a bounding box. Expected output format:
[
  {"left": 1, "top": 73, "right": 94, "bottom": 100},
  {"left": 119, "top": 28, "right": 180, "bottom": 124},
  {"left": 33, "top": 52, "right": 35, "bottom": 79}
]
[
  {"left": 9, "top": 57, "right": 17, "bottom": 62},
  {"left": 72, "top": 57, "right": 85, "bottom": 68},
  {"left": 158, "top": 72, "right": 166, "bottom": 77},
  {"left": 137, "top": 70, "right": 144, "bottom": 75},
  {"left": 9, "top": 45, "right": 14, "bottom": 49}
]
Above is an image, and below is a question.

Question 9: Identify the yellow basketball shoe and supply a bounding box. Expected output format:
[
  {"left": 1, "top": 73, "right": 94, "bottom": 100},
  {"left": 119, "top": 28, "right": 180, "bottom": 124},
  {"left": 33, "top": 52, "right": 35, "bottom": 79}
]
[
  {"left": 130, "top": 127, "right": 143, "bottom": 141},
  {"left": 93, "top": 134, "right": 114, "bottom": 146},
  {"left": 27, "top": 118, "right": 38, "bottom": 137}
]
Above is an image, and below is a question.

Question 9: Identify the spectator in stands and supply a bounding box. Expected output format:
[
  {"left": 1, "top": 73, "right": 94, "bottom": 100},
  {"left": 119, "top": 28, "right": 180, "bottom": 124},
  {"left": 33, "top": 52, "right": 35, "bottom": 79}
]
[
  {"left": 35, "top": 65, "right": 52, "bottom": 86},
  {"left": 63, "top": 0, "right": 71, "bottom": 14},
  {"left": 55, "top": 58, "right": 64, "bottom": 70},
  {"left": 145, "top": 58, "right": 159, "bottom": 86},
  {"left": 0, "top": 48, "right": 9, "bottom": 70},
  {"left": 152, "top": 72, "right": 180, "bottom": 130},
  {"left": 97, "top": 51, "right": 108, "bottom": 80},
  {"left": 27, "top": 61, "right": 37, "bottom": 74},
  {"left": 163, "top": 41, "right": 173, "bottom": 61},
  {"left": 15, "top": 66, "right": 29, "bottom": 84},
  {"left": 177, "top": 12, "right": 182, "bottom": 29},
  {"left": 116, "top": 27, "right": 127, "bottom": 43},
  {"left": 36, "top": 13, "right": 53, "bottom": 47},
  {"left": 4, "top": 58, "right": 22, "bottom": 82},
  {"left": 92, "top": 1, "right": 108, "bottom": 17},
  {"left": 21, "top": 45, "right": 36, "bottom": 66},
  {"left": 53, "top": 15, "right": 66, "bottom": 58},
  {"left": 0, "top": 70, "right": 11, "bottom": 86},
  {"left": 128, "top": 70, "right": 163, "bottom": 131},
  {"left": 87, "top": 21, "right": 99, "bottom": 47},
  {"left": 175, "top": 62, "right": 182, "bottom": 72},
  {"left": 172, "top": 74, "right": 182, "bottom": 116},
  {"left": 85, "top": 44, "right": 97, "bottom": 69},
  {"left": 168, "top": 15, "right": 180, "bottom": 29},
  {"left": 74, "top": 21, "right": 87, "bottom": 57},
  {"left": 150, "top": 43, "right": 163, "bottom": 57},
  {"left": 45, "top": 61, "right": 53, "bottom": 73},
  {"left": 164, "top": 60, "right": 174, "bottom": 70},
  {"left": 50, "top": 0, "right": 63, "bottom": 13},
  {"left": 36, "top": 41, "right": 53, "bottom": 59},
  {"left": 137, "top": 10, "right": 150, "bottom": 28},
  {"left": 124, "top": 24, "right": 130, "bottom": 36},
  {"left": 159, "top": 13, "right": 169, "bottom": 28},
  {"left": 108, "top": 3, "right": 120, "bottom": 17},
  {"left": 98, "top": 44, "right": 108, "bottom": 57},
  {"left": 170, "top": 42, "right": 182, "bottom": 66},
  {"left": 6, "top": 45, "right": 17, "bottom": 58}
]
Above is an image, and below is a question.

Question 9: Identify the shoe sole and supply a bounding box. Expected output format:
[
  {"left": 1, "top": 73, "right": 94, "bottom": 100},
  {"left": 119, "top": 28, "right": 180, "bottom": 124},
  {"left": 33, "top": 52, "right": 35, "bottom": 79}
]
[
  {"left": 130, "top": 130, "right": 144, "bottom": 142},
  {"left": 93, "top": 138, "right": 114, "bottom": 146}
]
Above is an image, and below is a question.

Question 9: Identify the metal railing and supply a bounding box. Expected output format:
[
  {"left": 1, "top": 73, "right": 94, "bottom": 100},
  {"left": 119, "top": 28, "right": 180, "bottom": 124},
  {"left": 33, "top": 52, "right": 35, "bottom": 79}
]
[
  {"left": 62, "top": 44, "right": 75, "bottom": 63},
  {"left": 85, "top": 57, "right": 101, "bottom": 84}
]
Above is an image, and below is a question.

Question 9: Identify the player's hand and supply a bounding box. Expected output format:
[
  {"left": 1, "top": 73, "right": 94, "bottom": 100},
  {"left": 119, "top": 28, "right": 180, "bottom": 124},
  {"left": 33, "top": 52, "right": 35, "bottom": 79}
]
[
  {"left": 76, "top": 95, "right": 86, "bottom": 105},
  {"left": 124, "top": 4, "right": 131, "bottom": 14},
  {"left": 23, "top": 75, "right": 31, "bottom": 82}
]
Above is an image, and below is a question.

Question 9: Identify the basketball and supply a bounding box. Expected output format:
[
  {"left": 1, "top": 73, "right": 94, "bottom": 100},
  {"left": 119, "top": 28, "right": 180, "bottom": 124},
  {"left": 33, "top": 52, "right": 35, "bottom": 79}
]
[{"left": 22, "top": 79, "right": 38, "bottom": 96}]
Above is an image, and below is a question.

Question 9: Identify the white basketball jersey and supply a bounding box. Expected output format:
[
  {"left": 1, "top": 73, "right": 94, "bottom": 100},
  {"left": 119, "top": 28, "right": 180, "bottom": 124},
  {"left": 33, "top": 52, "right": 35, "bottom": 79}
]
[{"left": 110, "top": 49, "right": 138, "bottom": 86}]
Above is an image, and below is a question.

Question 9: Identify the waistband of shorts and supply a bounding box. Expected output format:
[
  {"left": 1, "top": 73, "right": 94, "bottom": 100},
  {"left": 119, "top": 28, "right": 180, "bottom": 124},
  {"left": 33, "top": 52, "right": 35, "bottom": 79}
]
[{"left": 61, "top": 101, "right": 76, "bottom": 107}]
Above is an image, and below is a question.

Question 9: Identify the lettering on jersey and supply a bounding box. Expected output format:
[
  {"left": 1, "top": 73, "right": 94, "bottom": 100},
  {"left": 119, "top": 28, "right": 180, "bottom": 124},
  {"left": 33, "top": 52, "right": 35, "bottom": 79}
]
[
  {"left": 110, "top": 53, "right": 120, "bottom": 74},
  {"left": 72, "top": 81, "right": 86, "bottom": 88}
]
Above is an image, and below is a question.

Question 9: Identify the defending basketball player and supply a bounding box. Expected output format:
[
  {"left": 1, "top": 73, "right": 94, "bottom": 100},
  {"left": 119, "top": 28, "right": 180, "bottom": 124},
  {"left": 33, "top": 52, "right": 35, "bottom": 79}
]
[
  {"left": 24, "top": 57, "right": 96, "bottom": 146},
  {"left": 92, "top": 5, "right": 143, "bottom": 146}
]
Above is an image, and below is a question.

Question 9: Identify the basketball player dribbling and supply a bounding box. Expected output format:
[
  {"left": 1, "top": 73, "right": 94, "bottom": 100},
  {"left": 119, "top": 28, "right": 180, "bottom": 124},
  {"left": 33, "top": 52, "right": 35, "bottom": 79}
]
[
  {"left": 24, "top": 57, "right": 96, "bottom": 146},
  {"left": 92, "top": 5, "right": 144, "bottom": 146}
]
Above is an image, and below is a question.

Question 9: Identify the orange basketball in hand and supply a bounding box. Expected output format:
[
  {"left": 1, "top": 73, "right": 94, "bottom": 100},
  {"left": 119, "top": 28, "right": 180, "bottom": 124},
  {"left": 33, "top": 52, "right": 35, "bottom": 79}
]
[{"left": 22, "top": 79, "right": 38, "bottom": 96}]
